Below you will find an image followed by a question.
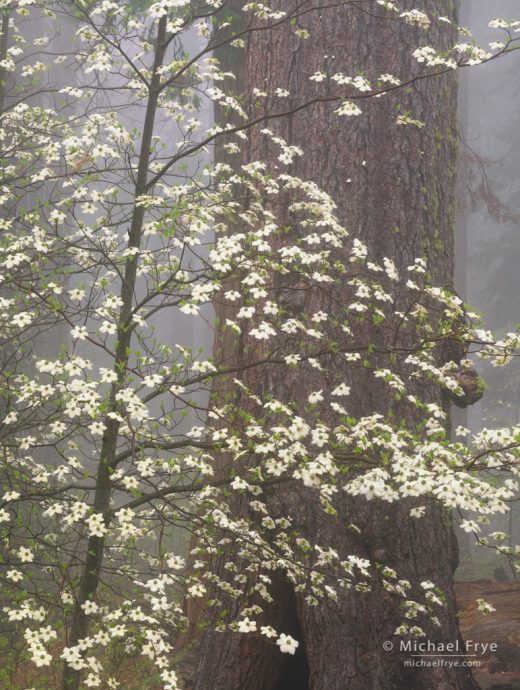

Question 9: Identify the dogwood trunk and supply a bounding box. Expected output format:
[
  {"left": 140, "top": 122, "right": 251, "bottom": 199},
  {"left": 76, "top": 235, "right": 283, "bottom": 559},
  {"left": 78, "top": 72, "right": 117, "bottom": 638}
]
[
  {"left": 61, "top": 16, "right": 169, "bottom": 690},
  {"left": 194, "top": 1, "right": 480, "bottom": 688}
]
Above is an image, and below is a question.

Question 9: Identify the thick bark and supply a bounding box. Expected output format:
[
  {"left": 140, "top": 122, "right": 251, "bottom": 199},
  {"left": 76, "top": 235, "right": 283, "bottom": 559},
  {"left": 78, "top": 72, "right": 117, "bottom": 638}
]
[
  {"left": 176, "top": 2, "right": 248, "bottom": 658},
  {"left": 195, "top": 1, "right": 480, "bottom": 690}
]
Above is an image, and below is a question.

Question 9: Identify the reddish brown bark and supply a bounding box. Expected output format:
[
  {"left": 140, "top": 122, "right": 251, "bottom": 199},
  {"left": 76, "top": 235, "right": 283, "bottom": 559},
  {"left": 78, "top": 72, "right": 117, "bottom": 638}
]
[{"left": 194, "top": 2, "right": 479, "bottom": 688}]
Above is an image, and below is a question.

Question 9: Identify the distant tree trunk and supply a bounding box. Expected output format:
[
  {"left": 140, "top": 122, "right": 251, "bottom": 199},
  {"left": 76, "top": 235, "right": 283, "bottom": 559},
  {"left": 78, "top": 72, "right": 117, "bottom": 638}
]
[{"left": 195, "top": 1, "right": 480, "bottom": 688}]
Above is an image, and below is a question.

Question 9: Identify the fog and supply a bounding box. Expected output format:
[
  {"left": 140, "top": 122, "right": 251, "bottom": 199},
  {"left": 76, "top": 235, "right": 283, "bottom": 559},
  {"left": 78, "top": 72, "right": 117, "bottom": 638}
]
[{"left": 457, "top": 0, "right": 520, "bottom": 576}]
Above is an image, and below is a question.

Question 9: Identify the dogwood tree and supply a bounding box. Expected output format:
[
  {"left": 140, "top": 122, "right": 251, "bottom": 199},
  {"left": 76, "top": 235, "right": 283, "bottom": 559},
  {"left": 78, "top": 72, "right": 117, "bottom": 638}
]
[{"left": 0, "top": 1, "right": 519, "bottom": 689}]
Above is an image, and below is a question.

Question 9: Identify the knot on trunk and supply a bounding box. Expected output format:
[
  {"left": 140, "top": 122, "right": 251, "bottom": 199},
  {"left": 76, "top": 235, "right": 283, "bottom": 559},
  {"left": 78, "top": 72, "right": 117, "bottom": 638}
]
[{"left": 448, "top": 367, "right": 486, "bottom": 408}]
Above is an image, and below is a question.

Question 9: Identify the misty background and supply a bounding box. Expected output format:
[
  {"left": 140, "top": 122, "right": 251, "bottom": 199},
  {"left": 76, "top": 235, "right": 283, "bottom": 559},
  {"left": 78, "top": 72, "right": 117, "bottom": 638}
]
[{"left": 457, "top": 0, "right": 520, "bottom": 578}]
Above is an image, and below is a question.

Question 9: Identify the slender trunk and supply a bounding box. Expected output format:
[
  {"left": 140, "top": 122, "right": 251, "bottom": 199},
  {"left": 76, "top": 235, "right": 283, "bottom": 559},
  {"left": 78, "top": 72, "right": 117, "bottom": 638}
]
[
  {"left": 195, "top": 1, "right": 480, "bottom": 688},
  {"left": 62, "top": 16, "right": 168, "bottom": 690}
]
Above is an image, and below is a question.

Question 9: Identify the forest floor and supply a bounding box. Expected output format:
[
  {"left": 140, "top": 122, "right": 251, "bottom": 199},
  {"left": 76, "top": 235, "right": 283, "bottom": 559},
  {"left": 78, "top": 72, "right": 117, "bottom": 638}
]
[{"left": 456, "top": 580, "right": 520, "bottom": 689}]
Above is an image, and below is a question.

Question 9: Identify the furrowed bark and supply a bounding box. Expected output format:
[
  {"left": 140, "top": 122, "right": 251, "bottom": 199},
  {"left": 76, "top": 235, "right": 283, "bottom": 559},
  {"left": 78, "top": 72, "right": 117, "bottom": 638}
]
[{"left": 195, "top": 2, "right": 480, "bottom": 689}]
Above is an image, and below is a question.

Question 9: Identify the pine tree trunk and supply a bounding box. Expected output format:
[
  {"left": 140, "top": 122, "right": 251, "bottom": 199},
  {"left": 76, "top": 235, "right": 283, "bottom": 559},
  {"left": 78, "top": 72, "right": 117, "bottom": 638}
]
[{"left": 195, "top": 2, "right": 479, "bottom": 688}]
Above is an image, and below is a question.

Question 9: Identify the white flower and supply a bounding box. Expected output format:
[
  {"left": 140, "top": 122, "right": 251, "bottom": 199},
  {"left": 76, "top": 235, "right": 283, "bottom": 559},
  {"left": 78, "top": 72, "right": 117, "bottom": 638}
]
[
  {"left": 86, "top": 513, "right": 108, "bottom": 538},
  {"left": 237, "top": 306, "right": 255, "bottom": 319},
  {"left": 11, "top": 312, "right": 34, "bottom": 328},
  {"left": 50, "top": 421, "right": 67, "bottom": 435},
  {"left": 263, "top": 301, "right": 279, "bottom": 315},
  {"left": 71, "top": 325, "right": 88, "bottom": 340},
  {"left": 100, "top": 368, "right": 118, "bottom": 383},
  {"left": 335, "top": 101, "right": 362, "bottom": 117},
  {"left": 332, "top": 383, "right": 350, "bottom": 397},
  {"left": 237, "top": 617, "right": 257, "bottom": 633},
  {"left": 81, "top": 600, "right": 99, "bottom": 615},
  {"left": 231, "top": 476, "right": 249, "bottom": 491},
  {"left": 277, "top": 633, "right": 299, "bottom": 654},
  {"left": 188, "top": 583, "right": 206, "bottom": 598},
  {"left": 31, "top": 646, "right": 52, "bottom": 667},
  {"left": 122, "top": 476, "right": 139, "bottom": 490},
  {"left": 68, "top": 289, "right": 85, "bottom": 302},
  {"left": 180, "top": 302, "right": 200, "bottom": 315},
  {"left": 400, "top": 9, "right": 430, "bottom": 28},
  {"left": 89, "top": 421, "right": 106, "bottom": 436},
  {"left": 166, "top": 554, "right": 185, "bottom": 570},
  {"left": 261, "top": 626, "right": 277, "bottom": 638},
  {"left": 116, "top": 507, "right": 135, "bottom": 523},
  {"left": 18, "top": 546, "right": 34, "bottom": 563},
  {"left": 250, "top": 322, "right": 276, "bottom": 340},
  {"left": 308, "top": 390, "right": 324, "bottom": 404},
  {"left": 100, "top": 320, "right": 116, "bottom": 335},
  {"left": 143, "top": 374, "right": 162, "bottom": 388},
  {"left": 104, "top": 294, "right": 123, "bottom": 310},
  {"left": 476, "top": 598, "right": 496, "bottom": 614},
  {"left": 460, "top": 519, "right": 480, "bottom": 534},
  {"left": 420, "top": 580, "right": 435, "bottom": 590},
  {"left": 61, "top": 591, "right": 74, "bottom": 605}
]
